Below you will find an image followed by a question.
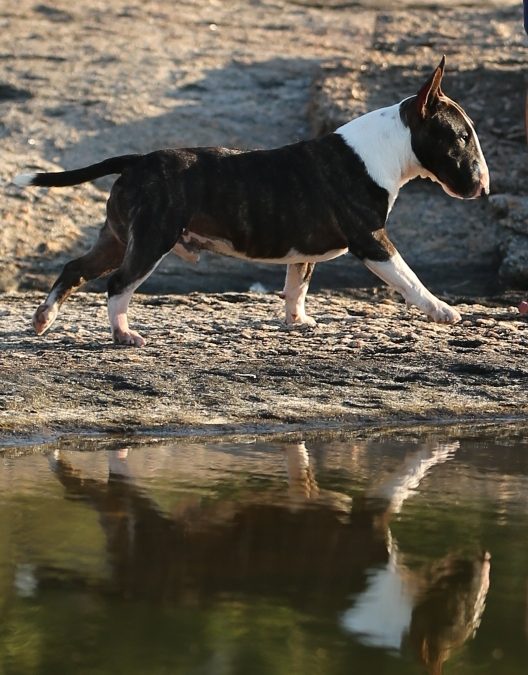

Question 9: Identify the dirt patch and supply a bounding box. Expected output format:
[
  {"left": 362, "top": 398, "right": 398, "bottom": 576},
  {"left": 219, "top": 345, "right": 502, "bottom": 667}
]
[{"left": 1, "top": 289, "right": 527, "bottom": 445}]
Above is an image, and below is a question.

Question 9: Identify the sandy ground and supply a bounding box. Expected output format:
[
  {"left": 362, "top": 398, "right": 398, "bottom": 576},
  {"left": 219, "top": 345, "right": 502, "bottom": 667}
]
[
  {"left": 1, "top": 288, "right": 526, "bottom": 445},
  {"left": 0, "top": 0, "right": 526, "bottom": 445}
]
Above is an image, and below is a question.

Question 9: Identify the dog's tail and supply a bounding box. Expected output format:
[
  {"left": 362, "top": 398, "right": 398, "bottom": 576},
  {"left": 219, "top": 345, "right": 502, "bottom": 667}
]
[{"left": 13, "top": 154, "right": 142, "bottom": 188}]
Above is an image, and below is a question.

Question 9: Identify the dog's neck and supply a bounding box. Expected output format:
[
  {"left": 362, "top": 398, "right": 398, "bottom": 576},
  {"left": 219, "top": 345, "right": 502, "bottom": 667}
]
[{"left": 336, "top": 101, "right": 424, "bottom": 210}]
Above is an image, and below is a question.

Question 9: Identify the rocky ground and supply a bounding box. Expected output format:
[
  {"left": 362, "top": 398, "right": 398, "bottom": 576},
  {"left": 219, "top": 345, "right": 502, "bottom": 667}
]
[
  {"left": 0, "top": 0, "right": 527, "bottom": 446},
  {"left": 1, "top": 288, "right": 526, "bottom": 445}
]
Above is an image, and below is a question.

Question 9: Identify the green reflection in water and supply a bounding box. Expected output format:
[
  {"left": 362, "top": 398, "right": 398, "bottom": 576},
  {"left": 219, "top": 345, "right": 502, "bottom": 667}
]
[{"left": 0, "top": 428, "right": 527, "bottom": 674}]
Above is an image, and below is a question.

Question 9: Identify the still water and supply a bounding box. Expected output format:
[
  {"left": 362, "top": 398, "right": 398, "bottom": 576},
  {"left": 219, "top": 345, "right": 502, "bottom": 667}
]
[{"left": 0, "top": 428, "right": 527, "bottom": 674}]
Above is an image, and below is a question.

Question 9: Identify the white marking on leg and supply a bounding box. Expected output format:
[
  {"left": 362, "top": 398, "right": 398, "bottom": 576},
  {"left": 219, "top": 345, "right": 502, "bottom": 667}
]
[
  {"left": 107, "top": 260, "right": 164, "bottom": 347},
  {"left": 33, "top": 287, "right": 61, "bottom": 335},
  {"left": 364, "top": 252, "right": 461, "bottom": 323},
  {"left": 108, "top": 449, "right": 132, "bottom": 479},
  {"left": 108, "top": 286, "right": 135, "bottom": 335},
  {"left": 366, "top": 441, "right": 459, "bottom": 514},
  {"left": 107, "top": 283, "right": 147, "bottom": 347},
  {"left": 285, "top": 442, "right": 318, "bottom": 501},
  {"left": 283, "top": 263, "right": 316, "bottom": 326}
]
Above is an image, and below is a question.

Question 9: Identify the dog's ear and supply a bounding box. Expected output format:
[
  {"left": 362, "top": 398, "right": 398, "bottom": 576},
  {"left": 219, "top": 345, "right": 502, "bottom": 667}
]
[{"left": 416, "top": 55, "right": 446, "bottom": 118}]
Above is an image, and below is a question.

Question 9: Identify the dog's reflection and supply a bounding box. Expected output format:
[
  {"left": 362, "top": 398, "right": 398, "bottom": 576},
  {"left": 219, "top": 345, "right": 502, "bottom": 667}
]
[
  {"left": 48, "top": 441, "right": 489, "bottom": 675},
  {"left": 337, "top": 441, "right": 490, "bottom": 674}
]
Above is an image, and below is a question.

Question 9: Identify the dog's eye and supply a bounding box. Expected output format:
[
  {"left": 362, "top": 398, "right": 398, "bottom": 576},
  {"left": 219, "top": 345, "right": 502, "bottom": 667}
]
[{"left": 459, "top": 131, "right": 470, "bottom": 145}]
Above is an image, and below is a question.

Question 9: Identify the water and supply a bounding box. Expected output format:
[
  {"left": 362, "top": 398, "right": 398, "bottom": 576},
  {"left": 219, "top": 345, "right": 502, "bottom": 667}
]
[{"left": 0, "top": 427, "right": 527, "bottom": 674}]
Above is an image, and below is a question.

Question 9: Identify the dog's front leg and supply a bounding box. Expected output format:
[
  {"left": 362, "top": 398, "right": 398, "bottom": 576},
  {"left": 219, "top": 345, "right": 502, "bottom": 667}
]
[
  {"left": 283, "top": 262, "right": 316, "bottom": 326},
  {"left": 363, "top": 249, "right": 461, "bottom": 324}
]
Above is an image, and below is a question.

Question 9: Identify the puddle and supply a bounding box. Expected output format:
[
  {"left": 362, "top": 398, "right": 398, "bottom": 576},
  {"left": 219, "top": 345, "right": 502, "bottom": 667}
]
[{"left": 0, "top": 427, "right": 527, "bottom": 674}]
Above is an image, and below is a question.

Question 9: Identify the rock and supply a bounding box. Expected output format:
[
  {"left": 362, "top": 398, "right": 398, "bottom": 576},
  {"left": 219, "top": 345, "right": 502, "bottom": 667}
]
[
  {"left": 33, "top": 4, "right": 74, "bottom": 22},
  {"left": 499, "top": 232, "right": 528, "bottom": 288},
  {"left": 487, "top": 195, "right": 528, "bottom": 288},
  {"left": 488, "top": 194, "right": 511, "bottom": 218},
  {"left": 0, "top": 83, "right": 32, "bottom": 102}
]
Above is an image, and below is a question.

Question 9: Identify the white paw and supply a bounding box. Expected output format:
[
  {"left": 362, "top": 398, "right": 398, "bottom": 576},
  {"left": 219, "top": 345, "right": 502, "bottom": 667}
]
[
  {"left": 33, "top": 303, "right": 58, "bottom": 335},
  {"left": 112, "top": 328, "right": 146, "bottom": 347},
  {"left": 286, "top": 313, "right": 317, "bottom": 327},
  {"left": 427, "top": 301, "right": 461, "bottom": 324}
]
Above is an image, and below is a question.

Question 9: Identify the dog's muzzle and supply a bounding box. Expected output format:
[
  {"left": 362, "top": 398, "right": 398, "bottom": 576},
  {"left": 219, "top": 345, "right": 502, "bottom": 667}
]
[
  {"left": 467, "top": 162, "right": 490, "bottom": 199},
  {"left": 475, "top": 167, "right": 490, "bottom": 198}
]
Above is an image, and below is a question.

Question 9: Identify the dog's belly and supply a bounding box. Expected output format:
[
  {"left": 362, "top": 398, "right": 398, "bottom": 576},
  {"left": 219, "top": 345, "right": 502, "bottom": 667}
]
[{"left": 173, "top": 231, "right": 349, "bottom": 264}]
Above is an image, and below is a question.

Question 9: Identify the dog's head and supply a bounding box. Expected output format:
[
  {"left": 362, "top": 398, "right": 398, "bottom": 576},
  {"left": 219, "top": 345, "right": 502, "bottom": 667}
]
[{"left": 400, "top": 56, "right": 489, "bottom": 200}]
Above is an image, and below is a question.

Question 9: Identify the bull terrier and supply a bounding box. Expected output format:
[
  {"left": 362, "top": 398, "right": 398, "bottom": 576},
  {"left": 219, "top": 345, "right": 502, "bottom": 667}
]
[{"left": 14, "top": 56, "right": 489, "bottom": 346}]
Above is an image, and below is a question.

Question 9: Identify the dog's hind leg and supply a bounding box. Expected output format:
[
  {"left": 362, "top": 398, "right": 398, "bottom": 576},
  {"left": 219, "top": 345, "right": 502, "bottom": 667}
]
[
  {"left": 106, "top": 210, "right": 179, "bottom": 347},
  {"left": 33, "top": 221, "right": 126, "bottom": 335},
  {"left": 283, "top": 262, "right": 316, "bottom": 326}
]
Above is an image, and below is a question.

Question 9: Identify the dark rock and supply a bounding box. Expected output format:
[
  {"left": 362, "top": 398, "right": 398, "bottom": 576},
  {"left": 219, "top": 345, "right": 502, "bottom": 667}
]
[{"left": 0, "top": 84, "right": 32, "bottom": 102}]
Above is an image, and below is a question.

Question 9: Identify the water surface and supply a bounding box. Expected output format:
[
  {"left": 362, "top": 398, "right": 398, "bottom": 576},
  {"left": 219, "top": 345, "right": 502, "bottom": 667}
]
[{"left": 0, "top": 427, "right": 527, "bottom": 674}]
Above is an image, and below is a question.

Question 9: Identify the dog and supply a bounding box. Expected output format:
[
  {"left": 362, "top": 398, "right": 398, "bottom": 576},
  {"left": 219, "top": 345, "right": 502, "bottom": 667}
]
[
  {"left": 14, "top": 56, "right": 489, "bottom": 346},
  {"left": 45, "top": 440, "right": 490, "bottom": 674}
]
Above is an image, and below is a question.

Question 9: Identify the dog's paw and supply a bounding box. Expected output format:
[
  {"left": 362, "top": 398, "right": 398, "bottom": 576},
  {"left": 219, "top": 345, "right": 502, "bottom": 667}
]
[
  {"left": 286, "top": 313, "right": 317, "bottom": 327},
  {"left": 427, "top": 301, "right": 461, "bottom": 324},
  {"left": 112, "top": 328, "right": 146, "bottom": 347},
  {"left": 33, "top": 303, "right": 58, "bottom": 335}
]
